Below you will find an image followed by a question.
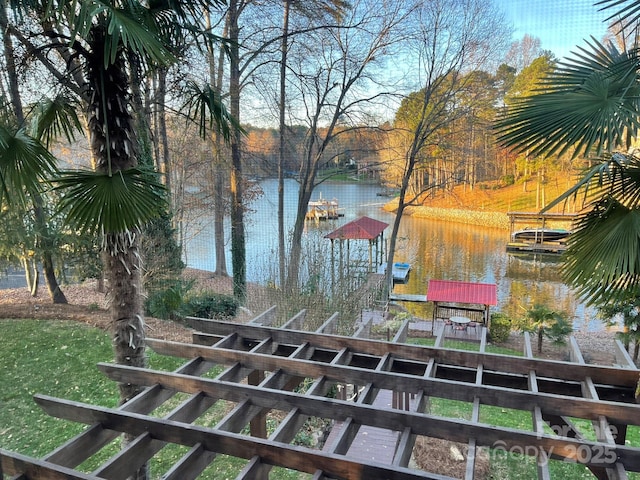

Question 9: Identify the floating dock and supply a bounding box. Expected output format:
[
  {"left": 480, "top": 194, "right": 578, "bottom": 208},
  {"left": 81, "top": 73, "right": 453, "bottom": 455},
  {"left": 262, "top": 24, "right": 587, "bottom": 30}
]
[
  {"left": 305, "top": 196, "right": 343, "bottom": 221},
  {"left": 506, "top": 241, "right": 567, "bottom": 254}
]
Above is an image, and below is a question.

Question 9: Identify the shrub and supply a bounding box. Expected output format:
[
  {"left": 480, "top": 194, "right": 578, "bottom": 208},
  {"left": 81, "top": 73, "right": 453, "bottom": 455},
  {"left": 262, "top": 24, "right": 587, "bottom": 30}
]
[
  {"left": 489, "top": 312, "right": 511, "bottom": 343},
  {"left": 145, "top": 279, "right": 194, "bottom": 320},
  {"left": 185, "top": 292, "right": 239, "bottom": 319},
  {"left": 500, "top": 174, "right": 515, "bottom": 186}
]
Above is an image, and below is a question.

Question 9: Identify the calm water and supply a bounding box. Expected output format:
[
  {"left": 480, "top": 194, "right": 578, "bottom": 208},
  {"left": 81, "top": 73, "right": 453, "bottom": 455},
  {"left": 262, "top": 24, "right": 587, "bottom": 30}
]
[{"left": 185, "top": 179, "right": 600, "bottom": 331}]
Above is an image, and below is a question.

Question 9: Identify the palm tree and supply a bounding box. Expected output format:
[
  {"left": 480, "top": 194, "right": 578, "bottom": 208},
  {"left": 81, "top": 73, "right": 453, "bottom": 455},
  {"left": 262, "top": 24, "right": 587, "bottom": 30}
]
[
  {"left": 4, "top": 0, "right": 233, "bottom": 403},
  {"left": 523, "top": 304, "right": 572, "bottom": 353},
  {"left": 495, "top": 0, "right": 640, "bottom": 307}
]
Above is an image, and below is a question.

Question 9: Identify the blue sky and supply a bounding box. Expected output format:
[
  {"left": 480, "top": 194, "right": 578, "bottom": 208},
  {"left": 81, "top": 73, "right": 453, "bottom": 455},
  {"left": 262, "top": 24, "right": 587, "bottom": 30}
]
[{"left": 503, "top": 0, "right": 612, "bottom": 60}]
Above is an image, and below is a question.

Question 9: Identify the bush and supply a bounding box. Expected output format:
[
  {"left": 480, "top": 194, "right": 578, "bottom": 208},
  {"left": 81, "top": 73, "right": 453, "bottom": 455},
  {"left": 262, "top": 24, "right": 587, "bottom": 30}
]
[
  {"left": 500, "top": 174, "right": 515, "bottom": 186},
  {"left": 145, "top": 280, "right": 194, "bottom": 320},
  {"left": 489, "top": 312, "right": 511, "bottom": 343},
  {"left": 185, "top": 292, "right": 239, "bottom": 319}
]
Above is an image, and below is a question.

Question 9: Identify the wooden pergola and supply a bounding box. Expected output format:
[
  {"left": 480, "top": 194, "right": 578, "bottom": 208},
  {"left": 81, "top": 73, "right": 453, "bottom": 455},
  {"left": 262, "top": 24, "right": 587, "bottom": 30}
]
[{"left": 2, "top": 306, "right": 640, "bottom": 479}]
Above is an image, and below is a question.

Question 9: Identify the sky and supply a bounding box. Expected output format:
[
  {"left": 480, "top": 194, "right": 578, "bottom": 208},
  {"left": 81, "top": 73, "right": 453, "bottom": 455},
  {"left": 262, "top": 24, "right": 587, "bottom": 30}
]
[{"left": 503, "top": 0, "right": 613, "bottom": 60}]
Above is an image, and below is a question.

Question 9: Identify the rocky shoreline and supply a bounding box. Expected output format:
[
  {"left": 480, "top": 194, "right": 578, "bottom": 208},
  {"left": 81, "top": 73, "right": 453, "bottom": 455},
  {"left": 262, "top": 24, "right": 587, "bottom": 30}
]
[{"left": 383, "top": 200, "right": 511, "bottom": 229}]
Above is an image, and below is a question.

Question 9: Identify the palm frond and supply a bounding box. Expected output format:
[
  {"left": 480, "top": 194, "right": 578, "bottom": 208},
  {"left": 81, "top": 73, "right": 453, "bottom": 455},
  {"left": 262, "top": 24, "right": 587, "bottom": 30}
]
[
  {"left": 29, "top": 95, "right": 84, "bottom": 147},
  {"left": 104, "top": 3, "right": 177, "bottom": 68},
  {"left": 71, "top": 1, "right": 176, "bottom": 68},
  {"left": 0, "top": 126, "right": 58, "bottom": 207},
  {"left": 596, "top": 0, "right": 640, "bottom": 30},
  {"left": 54, "top": 168, "right": 167, "bottom": 234},
  {"left": 542, "top": 152, "right": 640, "bottom": 212},
  {"left": 495, "top": 39, "right": 640, "bottom": 159},
  {"left": 562, "top": 199, "right": 640, "bottom": 304},
  {"left": 148, "top": 0, "right": 227, "bottom": 21},
  {"left": 181, "top": 80, "right": 242, "bottom": 142}
]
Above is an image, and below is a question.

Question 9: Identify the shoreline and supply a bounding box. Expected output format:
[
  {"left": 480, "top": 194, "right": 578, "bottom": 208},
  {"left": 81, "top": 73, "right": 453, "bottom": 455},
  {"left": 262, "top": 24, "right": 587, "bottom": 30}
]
[{"left": 383, "top": 200, "right": 511, "bottom": 229}]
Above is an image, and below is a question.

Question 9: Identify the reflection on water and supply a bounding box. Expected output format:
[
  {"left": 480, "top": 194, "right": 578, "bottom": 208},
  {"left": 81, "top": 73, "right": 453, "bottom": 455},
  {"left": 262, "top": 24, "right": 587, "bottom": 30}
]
[{"left": 185, "top": 179, "right": 601, "bottom": 331}]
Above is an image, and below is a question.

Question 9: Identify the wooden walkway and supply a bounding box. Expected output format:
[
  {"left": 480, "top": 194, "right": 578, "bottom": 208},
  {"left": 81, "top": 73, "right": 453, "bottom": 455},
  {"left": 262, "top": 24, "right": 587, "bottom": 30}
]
[
  {"left": 324, "top": 389, "right": 417, "bottom": 463},
  {"left": 330, "top": 310, "right": 486, "bottom": 465}
]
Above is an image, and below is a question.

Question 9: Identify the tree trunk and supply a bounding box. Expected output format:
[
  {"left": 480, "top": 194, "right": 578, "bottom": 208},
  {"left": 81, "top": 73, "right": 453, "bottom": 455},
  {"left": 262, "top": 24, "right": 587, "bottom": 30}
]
[
  {"left": 286, "top": 177, "right": 313, "bottom": 291},
  {"left": 85, "top": 24, "right": 147, "bottom": 408},
  {"left": 42, "top": 249, "right": 67, "bottom": 303},
  {"left": 228, "top": 0, "right": 246, "bottom": 302},
  {"left": 1, "top": 6, "right": 67, "bottom": 303},
  {"left": 209, "top": 11, "right": 229, "bottom": 277},
  {"left": 22, "top": 256, "right": 38, "bottom": 297},
  {"left": 278, "top": 0, "right": 291, "bottom": 287},
  {"left": 33, "top": 193, "right": 67, "bottom": 303},
  {"left": 103, "top": 235, "right": 146, "bottom": 401},
  {"left": 213, "top": 163, "right": 228, "bottom": 276},
  {"left": 538, "top": 327, "right": 544, "bottom": 353},
  {"left": 156, "top": 68, "right": 171, "bottom": 192},
  {"left": 0, "top": 1, "right": 22, "bottom": 124}
]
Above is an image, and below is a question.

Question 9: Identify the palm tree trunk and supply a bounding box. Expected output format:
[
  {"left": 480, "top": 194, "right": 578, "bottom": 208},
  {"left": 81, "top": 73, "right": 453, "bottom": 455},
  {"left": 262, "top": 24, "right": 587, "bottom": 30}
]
[
  {"left": 85, "top": 25, "right": 147, "bottom": 406},
  {"left": 103, "top": 235, "right": 146, "bottom": 399},
  {"left": 538, "top": 327, "right": 544, "bottom": 353}
]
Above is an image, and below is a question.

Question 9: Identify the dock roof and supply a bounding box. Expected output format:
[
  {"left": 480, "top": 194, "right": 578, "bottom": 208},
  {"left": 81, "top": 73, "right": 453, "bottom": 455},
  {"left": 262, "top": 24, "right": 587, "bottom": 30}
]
[
  {"left": 324, "top": 216, "right": 388, "bottom": 240},
  {"left": 426, "top": 279, "right": 497, "bottom": 306}
]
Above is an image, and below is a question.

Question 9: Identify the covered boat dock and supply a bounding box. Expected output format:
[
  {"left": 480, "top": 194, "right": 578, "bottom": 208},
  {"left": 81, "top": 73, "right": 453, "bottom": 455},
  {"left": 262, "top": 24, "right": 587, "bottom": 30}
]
[
  {"left": 507, "top": 211, "right": 577, "bottom": 254},
  {"left": 325, "top": 216, "right": 389, "bottom": 274}
]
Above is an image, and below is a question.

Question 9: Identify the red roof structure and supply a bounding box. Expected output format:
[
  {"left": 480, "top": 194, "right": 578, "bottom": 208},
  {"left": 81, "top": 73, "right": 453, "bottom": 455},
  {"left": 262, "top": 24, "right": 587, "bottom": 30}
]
[
  {"left": 324, "top": 216, "right": 388, "bottom": 240},
  {"left": 427, "top": 279, "right": 497, "bottom": 305}
]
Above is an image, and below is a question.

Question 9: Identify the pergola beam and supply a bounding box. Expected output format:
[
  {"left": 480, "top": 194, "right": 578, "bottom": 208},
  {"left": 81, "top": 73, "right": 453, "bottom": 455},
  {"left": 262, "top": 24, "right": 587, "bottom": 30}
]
[
  {"left": 185, "top": 318, "right": 639, "bottom": 386},
  {"left": 32, "top": 395, "right": 445, "bottom": 480},
  {"left": 142, "top": 339, "right": 640, "bottom": 425},
  {"left": 91, "top": 364, "right": 640, "bottom": 470}
]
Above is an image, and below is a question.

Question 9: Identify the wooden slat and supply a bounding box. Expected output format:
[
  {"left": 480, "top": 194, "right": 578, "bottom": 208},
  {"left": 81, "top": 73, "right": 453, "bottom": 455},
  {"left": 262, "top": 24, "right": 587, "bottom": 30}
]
[
  {"left": 32, "top": 396, "right": 447, "bottom": 480},
  {"left": 143, "top": 340, "right": 640, "bottom": 425},
  {"left": 463, "top": 328, "right": 488, "bottom": 480},
  {"left": 161, "top": 443, "right": 215, "bottom": 480},
  {"left": 0, "top": 449, "right": 103, "bottom": 480},
  {"left": 89, "top": 365, "right": 640, "bottom": 471},
  {"left": 523, "top": 332, "right": 551, "bottom": 480},
  {"left": 92, "top": 392, "right": 216, "bottom": 479},
  {"left": 570, "top": 336, "right": 628, "bottom": 480},
  {"left": 184, "top": 318, "right": 639, "bottom": 386},
  {"left": 43, "top": 357, "right": 214, "bottom": 469},
  {"left": 281, "top": 309, "right": 307, "bottom": 330}
]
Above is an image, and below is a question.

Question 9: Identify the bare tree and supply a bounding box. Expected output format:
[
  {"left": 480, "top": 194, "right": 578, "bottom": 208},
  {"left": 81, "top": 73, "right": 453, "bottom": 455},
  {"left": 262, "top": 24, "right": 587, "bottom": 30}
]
[
  {"left": 505, "top": 33, "right": 542, "bottom": 72},
  {"left": 284, "top": 0, "right": 410, "bottom": 290},
  {"left": 383, "top": 0, "right": 510, "bottom": 289}
]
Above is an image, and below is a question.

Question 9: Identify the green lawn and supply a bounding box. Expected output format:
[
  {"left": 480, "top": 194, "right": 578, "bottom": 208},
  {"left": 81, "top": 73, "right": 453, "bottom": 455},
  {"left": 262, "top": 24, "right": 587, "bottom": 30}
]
[
  {"left": 0, "top": 319, "right": 308, "bottom": 479},
  {"left": 1, "top": 319, "right": 637, "bottom": 479},
  {"left": 0, "top": 319, "right": 119, "bottom": 457}
]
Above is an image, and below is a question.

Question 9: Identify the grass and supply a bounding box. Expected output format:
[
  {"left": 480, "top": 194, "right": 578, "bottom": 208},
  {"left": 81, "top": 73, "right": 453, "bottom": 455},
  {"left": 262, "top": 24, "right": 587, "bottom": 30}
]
[
  {"left": 0, "top": 319, "right": 309, "bottom": 479},
  {"left": 0, "top": 319, "right": 119, "bottom": 457},
  {"left": 2, "top": 319, "right": 638, "bottom": 479}
]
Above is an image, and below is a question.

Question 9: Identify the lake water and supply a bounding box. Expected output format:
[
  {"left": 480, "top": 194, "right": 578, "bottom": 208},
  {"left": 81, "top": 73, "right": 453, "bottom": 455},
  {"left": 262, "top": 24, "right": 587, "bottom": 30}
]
[{"left": 184, "top": 179, "right": 601, "bottom": 331}]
